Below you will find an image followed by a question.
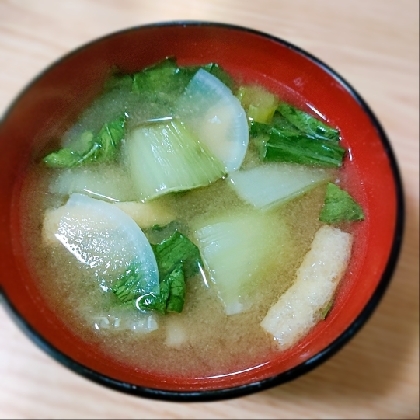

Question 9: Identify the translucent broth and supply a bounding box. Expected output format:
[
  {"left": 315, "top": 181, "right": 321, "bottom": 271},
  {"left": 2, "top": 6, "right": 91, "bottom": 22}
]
[
  {"left": 17, "top": 71, "right": 344, "bottom": 379},
  {"left": 18, "top": 163, "right": 328, "bottom": 378}
]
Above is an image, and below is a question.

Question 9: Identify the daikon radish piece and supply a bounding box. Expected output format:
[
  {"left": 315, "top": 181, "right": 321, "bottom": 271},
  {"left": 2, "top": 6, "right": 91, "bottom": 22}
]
[
  {"left": 176, "top": 68, "right": 249, "bottom": 173},
  {"left": 228, "top": 163, "right": 332, "bottom": 210},
  {"left": 49, "top": 165, "right": 137, "bottom": 202},
  {"left": 125, "top": 118, "right": 225, "bottom": 201},
  {"left": 193, "top": 209, "right": 291, "bottom": 315},
  {"left": 44, "top": 193, "right": 159, "bottom": 295}
]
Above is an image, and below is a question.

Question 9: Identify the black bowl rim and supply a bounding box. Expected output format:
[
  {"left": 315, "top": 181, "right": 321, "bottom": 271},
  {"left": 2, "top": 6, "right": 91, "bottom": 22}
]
[{"left": 0, "top": 20, "right": 405, "bottom": 402}]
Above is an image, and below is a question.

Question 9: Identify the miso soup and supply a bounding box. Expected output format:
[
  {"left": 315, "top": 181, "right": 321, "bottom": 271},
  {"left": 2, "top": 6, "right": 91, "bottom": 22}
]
[{"left": 17, "top": 58, "right": 364, "bottom": 378}]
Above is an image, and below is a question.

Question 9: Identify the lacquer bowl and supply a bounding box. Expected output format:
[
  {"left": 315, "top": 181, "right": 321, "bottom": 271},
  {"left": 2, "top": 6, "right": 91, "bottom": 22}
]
[{"left": 0, "top": 21, "right": 404, "bottom": 401}]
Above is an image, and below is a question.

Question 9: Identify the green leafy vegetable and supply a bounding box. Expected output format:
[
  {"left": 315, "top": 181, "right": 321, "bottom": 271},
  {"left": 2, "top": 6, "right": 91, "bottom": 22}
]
[
  {"left": 103, "top": 72, "right": 133, "bottom": 92},
  {"left": 251, "top": 121, "right": 346, "bottom": 167},
  {"left": 200, "top": 63, "right": 234, "bottom": 90},
  {"left": 132, "top": 57, "right": 190, "bottom": 98},
  {"left": 319, "top": 183, "right": 365, "bottom": 223},
  {"left": 276, "top": 102, "right": 340, "bottom": 142},
  {"left": 136, "top": 262, "right": 185, "bottom": 314},
  {"left": 43, "top": 116, "right": 126, "bottom": 168},
  {"left": 131, "top": 57, "right": 234, "bottom": 100},
  {"left": 247, "top": 101, "right": 345, "bottom": 167},
  {"left": 163, "top": 264, "right": 186, "bottom": 313},
  {"left": 144, "top": 221, "right": 181, "bottom": 244},
  {"left": 43, "top": 148, "right": 86, "bottom": 169},
  {"left": 112, "top": 230, "right": 203, "bottom": 314},
  {"left": 270, "top": 111, "right": 301, "bottom": 131},
  {"left": 152, "top": 230, "right": 203, "bottom": 279},
  {"left": 112, "top": 263, "right": 153, "bottom": 304}
]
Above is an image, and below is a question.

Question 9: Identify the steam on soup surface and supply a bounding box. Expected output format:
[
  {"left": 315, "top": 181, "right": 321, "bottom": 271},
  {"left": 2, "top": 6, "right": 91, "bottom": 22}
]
[{"left": 18, "top": 58, "right": 364, "bottom": 378}]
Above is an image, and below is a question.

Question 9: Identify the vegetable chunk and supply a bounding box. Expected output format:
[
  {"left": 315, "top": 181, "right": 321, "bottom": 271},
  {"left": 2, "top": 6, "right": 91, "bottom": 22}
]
[
  {"left": 260, "top": 225, "right": 353, "bottom": 349},
  {"left": 319, "top": 182, "right": 365, "bottom": 223},
  {"left": 43, "top": 193, "right": 160, "bottom": 296},
  {"left": 43, "top": 116, "right": 126, "bottom": 168},
  {"left": 125, "top": 118, "right": 225, "bottom": 201},
  {"left": 193, "top": 210, "right": 291, "bottom": 315},
  {"left": 176, "top": 69, "right": 249, "bottom": 173},
  {"left": 237, "top": 84, "right": 278, "bottom": 123},
  {"left": 112, "top": 230, "right": 203, "bottom": 314},
  {"left": 49, "top": 165, "right": 137, "bottom": 202},
  {"left": 228, "top": 163, "right": 332, "bottom": 210}
]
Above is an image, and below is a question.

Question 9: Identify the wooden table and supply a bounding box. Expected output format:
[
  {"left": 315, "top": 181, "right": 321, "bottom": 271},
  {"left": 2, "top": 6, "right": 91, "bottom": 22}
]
[{"left": 0, "top": 1, "right": 418, "bottom": 418}]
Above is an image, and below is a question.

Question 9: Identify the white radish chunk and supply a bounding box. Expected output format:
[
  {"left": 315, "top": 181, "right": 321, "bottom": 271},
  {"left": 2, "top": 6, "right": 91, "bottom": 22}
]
[
  {"left": 45, "top": 193, "right": 159, "bottom": 294},
  {"left": 193, "top": 210, "right": 291, "bottom": 315},
  {"left": 49, "top": 165, "right": 137, "bottom": 202},
  {"left": 228, "top": 163, "right": 332, "bottom": 210},
  {"left": 125, "top": 118, "right": 225, "bottom": 201},
  {"left": 176, "top": 69, "right": 249, "bottom": 173}
]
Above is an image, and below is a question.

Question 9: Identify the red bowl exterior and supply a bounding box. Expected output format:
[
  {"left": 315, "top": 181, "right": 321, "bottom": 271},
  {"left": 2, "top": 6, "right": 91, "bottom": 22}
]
[{"left": 0, "top": 22, "right": 404, "bottom": 401}]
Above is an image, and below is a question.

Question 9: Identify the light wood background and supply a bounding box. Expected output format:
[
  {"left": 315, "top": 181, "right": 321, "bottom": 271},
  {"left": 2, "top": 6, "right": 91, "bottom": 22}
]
[{"left": 0, "top": 1, "right": 418, "bottom": 418}]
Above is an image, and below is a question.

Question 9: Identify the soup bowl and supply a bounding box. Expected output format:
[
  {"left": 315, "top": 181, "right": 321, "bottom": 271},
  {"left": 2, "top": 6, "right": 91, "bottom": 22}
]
[{"left": 0, "top": 21, "right": 404, "bottom": 401}]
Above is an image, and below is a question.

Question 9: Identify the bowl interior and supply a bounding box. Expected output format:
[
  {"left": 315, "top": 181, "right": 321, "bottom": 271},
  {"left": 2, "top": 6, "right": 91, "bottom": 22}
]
[{"left": 0, "top": 22, "right": 403, "bottom": 399}]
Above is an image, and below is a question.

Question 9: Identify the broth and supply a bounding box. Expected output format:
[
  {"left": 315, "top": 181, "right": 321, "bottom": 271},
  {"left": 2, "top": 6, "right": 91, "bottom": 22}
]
[{"left": 17, "top": 61, "right": 357, "bottom": 378}]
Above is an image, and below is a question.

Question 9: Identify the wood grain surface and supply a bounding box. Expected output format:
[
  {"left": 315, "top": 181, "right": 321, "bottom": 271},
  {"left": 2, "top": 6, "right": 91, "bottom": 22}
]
[{"left": 0, "top": 1, "right": 418, "bottom": 418}]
